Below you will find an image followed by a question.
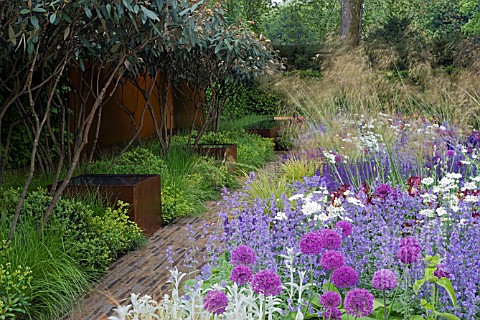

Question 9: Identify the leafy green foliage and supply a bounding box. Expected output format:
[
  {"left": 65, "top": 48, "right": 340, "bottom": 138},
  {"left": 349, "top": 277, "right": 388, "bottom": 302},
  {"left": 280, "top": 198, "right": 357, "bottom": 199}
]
[
  {"left": 461, "top": 0, "right": 480, "bottom": 34},
  {"left": 221, "top": 83, "right": 283, "bottom": 119},
  {"left": 160, "top": 185, "right": 194, "bottom": 224},
  {"left": 0, "top": 241, "right": 32, "bottom": 319},
  {"left": 51, "top": 198, "right": 145, "bottom": 279},
  {"left": 90, "top": 148, "right": 166, "bottom": 175},
  {"left": 195, "top": 129, "right": 275, "bottom": 168}
]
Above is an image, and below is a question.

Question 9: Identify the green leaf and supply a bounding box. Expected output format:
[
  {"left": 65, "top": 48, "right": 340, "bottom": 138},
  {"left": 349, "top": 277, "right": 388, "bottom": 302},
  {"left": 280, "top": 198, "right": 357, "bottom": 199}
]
[
  {"left": 140, "top": 6, "right": 159, "bottom": 22},
  {"left": 433, "top": 312, "right": 460, "bottom": 320},
  {"left": 64, "top": 26, "right": 70, "bottom": 40},
  {"left": 413, "top": 279, "right": 426, "bottom": 294},
  {"left": 84, "top": 7, "right": 92, "bottom": 18},
  {"left": 32, "top": 7, "right": 47, "bottom": 13},
  {"left": 27, "top": 41, "right": 34, "bottom": 55},
  {"left": 111, "top": 42, "right": 121, "bottom": 53},
  {"left": 373, "top": 299, "right": 384, "bottom": 310},
  {"left": 322, "top": 282, "right": 340, "bottom": 294},
  {"left": 410, "top": 316, "right": 425, "bottom": 320},
  {"left": 30, "top": 16, "right": 40, "bottom": 29},
  {"left": 8, "top": 25, "right": 16, "bottom": 45},
  {"left": 19, "top": 8, "right": 30, "bottom": 15},
  {"left": 49, "top": 13, "right": 57, "bottom": 24},
  {"left": 420, "top": 299, "right": 434, "bottom": 310},
  {"left": 435, "top": 278, "right": 457, "bottom": 308}
]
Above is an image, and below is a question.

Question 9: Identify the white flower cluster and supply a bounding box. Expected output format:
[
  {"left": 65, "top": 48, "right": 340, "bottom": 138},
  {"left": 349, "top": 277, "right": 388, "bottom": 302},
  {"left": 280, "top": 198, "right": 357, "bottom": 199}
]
[
  {"left": 283, "top": 188, "right": 352, "bottom": 223},
  {"left": 108, "top": 267, "right": 283, "bottom": 320},
  {"left": 419, "top": 173, "right": 480, "bottom": 220}
]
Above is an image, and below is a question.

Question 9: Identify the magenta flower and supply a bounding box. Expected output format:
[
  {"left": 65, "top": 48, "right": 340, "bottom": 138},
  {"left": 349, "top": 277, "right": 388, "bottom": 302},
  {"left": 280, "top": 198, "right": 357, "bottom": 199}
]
[
  {"left": 335, "top": 220, "right": 353, "bottom": 238},
  {"left": 331, "top": 266, "right": 358, "bottom": 288},
  {"left": 434, "top": 263, "right": 452, "bottom": 279},
  {"left": 299, "top": 231, "right": 322, "bottom": 255},
  {"left": 203, "top": 290, "right": 228, "bottom": 315},
  {"left": 397, "top": 236, "right": 421, "bottom": 264},
  {"left": 230, "top": 265, "right": 253, "bottom": 285},
  {"left": 321, "top": 250, "right": 344, "bottom": 270},
  {"left": 375, "top": 183, "right": 396, "bottom": 199},
  {"left": 318, "top": 228, "right": 342, "bottom": 250},
  {"left": 252, "top": 270, "right": 282, "bottom": 296},
  {"left": 323, "top": 307, "right": 342, "bottom": 320},
  {"left": 320, "top": 291, "right": 342, "bottom": 308},
  {"left": 231, "top": 245, "right": 256, "bottom": 266},
  {"left": 372, "top": 269, "right": 397, "bottom": 290},
  {"left": 344, "top": 288, "right": 374, "bottom": 318}
]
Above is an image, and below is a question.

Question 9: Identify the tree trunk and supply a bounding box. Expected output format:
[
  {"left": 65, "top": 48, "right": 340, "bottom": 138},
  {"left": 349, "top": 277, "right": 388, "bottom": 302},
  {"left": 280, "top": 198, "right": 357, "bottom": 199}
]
[{"left": 339, "top": 0, "right": 363, "bottom": 47}]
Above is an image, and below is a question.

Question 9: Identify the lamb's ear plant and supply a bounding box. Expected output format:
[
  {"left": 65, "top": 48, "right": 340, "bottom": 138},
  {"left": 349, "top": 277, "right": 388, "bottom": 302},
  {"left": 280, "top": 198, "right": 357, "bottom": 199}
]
[{"left": 412, "top": 255, "right": 459, "bottom": 320}]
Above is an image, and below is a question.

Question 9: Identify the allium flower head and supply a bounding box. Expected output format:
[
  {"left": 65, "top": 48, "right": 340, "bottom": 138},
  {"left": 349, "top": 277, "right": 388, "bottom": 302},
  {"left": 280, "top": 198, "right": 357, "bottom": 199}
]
[
  {"left": 335, "top": 220, "right": 353, "bottom": 238},
  {"left": 344, "top": 288, "right": 374, "bottom": 318},
  {"left": 375, "top": 183, "right": 396, "bottom": 198},
  {"left": 230, "top": 265, "right": 253, "bottom": 285},
  {"left": 300, "top": 231, "right": 322, "bottom": 255},
  {"left": 252, "top": 270, "right": 282, "bottom": 296},
  {"left": 397, "top": 236, "right": 422, "bottom": 264},
  {"left": 320, "top": 291, "right": 342, "bottom": 308},
  {"left": 321, "top": 250, "right": 345, "bottom": 270},
  {"left": 318, "top": 228, "right": 342, "bottom": 250},
  {"left": 231, "top": 245, "right": 256, "bottom": 266},
  {"left": 372, "top": 269, "right": 397, "bottom": 290},
  {"left": 331, "top": 266, "right": 358, "bottom": 288},
  {"left": 203, "top": 290, "right": 228, "bottom": 315},
  {"left": 323, "top": 307, "right": 342, "bottom": 320}
]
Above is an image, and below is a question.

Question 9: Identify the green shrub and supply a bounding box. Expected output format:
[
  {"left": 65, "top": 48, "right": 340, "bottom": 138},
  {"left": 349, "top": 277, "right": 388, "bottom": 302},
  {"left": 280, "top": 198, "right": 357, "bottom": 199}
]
[
  {"left": 90, "top": 147, "right": 165, "bottom": 175},
  {"left": 52, "top": 198, "right": 145, "bottom": 279},
  {"left": 195, "top": 158, "right": 238, "bottom": 191},
  {"left": 161, "top": 185, "right": 194, "bottom": 224},
  {"left": 0, "top": 241, "right": 32, "bottom": 319},
  {"left": 276, "top": 127, "right": 297, "bottom": 151},
  {"left": 221, "top": 83, "right": 283, "bottom": 119},
  {"left": 192, "top": 129, "right": 275, "bottom": 169}
]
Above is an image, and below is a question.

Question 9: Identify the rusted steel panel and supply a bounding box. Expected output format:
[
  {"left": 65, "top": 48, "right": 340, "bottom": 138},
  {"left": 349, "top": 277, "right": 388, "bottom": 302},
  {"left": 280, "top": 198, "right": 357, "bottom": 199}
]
[
  {"left": 64, "top": 174, "right": 162, "bottom": 236},
  {"left": 197, "top": 144, "right": 237, "bottom": 163}
]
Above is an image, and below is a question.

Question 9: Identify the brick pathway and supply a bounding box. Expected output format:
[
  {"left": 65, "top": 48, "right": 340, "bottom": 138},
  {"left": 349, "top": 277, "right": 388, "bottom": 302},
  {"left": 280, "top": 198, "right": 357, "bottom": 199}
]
[{"left": 64, "top": 203, "right": 222, "bottom": 320}]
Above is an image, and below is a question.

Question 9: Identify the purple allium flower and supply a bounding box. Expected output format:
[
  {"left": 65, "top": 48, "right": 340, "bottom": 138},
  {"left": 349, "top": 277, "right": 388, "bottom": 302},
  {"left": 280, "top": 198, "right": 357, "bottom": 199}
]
[
  {"left": 252, "top": 270, "right": 282, "bottom": 296},
  {"left": 434, "top": 263, "right": 452, "bottom": 279},
  {"left": 344, "top": 288, "right": 374, "bottom": 318},
  {"left": 231, "top": 245, "right": 256, "bottom": 266},
  {"left": 397, "top": 236, "right": 422, "bottom": 264},
  {"left": 375, "top": 183, "right": 396, "bottom": 199},
  {"left": 372, "top": 269, "right": 398, "bottom": 290},
  {"left": 318, "top": 228, "right": 342, "bottom": 250},
  {"left": 332, "top": 266, "right": 358, "bottom": 288},
  {"left": 230, "top": 265, "right": 253, "bottom": 285},
  {"left": 320, "top": 291, "right": 342, "bottom": 308},
  {"left": 335, "top": 220, "right": 353, "bottom": 238},
  {"left": 300, "top": 232, "right": 322, "bottom": 255},
  {"left": 323, "top": 307, "right": 342, "bottom": 320},
  {"left": 203, "top": 290, "right": 228, "bottom": 314},
  {"left": 321, "top": 250, "right": 345, "bottom": 270},
  {"left": 446, "top": 150, "right": 455, "bottom": 157}
]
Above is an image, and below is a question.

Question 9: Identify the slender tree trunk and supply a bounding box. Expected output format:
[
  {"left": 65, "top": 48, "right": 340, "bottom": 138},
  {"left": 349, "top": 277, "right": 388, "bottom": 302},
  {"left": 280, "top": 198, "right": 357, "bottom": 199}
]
[{"left": 339, "top": 0, "right": 364, "bottom": 47}]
